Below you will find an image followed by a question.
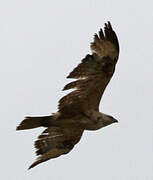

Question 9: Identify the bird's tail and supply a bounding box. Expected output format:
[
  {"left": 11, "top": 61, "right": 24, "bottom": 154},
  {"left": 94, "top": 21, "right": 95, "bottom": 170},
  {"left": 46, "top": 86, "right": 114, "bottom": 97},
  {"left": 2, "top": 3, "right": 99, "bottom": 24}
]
[{"left": 16, "top": 116, "right": 52, "bottom": 130}]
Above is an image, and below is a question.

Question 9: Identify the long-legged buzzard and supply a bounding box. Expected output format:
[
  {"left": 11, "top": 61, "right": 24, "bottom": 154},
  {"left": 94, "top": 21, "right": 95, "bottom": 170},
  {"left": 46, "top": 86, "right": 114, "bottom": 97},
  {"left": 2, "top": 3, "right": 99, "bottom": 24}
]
[{"left": 17, "top": 22, "right": 119, "bottom": 169}]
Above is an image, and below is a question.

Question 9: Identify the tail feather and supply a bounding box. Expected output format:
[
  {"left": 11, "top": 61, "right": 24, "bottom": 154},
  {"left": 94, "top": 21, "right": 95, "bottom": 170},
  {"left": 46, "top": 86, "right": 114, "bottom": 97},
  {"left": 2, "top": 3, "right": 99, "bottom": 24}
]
[{"left": 16, "top": 116, "right": 51, "bottom": 130}]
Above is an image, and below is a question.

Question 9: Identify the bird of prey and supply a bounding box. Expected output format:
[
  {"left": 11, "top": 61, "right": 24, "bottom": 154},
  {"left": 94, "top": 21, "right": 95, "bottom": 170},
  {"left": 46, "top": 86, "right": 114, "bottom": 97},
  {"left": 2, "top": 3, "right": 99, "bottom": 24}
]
[{"left": 17, "top": 21, "right": 119, "bottom": 169}]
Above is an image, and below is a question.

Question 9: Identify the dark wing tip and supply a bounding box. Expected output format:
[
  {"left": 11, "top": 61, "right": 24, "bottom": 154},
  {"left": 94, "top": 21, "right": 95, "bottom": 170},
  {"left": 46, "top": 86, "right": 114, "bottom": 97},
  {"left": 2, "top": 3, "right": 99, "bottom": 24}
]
[
  {"left": 104, "top": 22, "right": 108, "bottom": 28},
  {"left": 99, "top": 28, "right": 104, "bottom": 39},
  {"left": 94, "top": 33, "right": 99, "bottom": 41},
  {"left": 104, "top": 21, "right": 112, "bottom": 30},
  {"left": 98, "top": 22, "right": 112, "bottom": 40},
  {"left": 16, "top": 126, "right": 20, "bottom": 130},
  {"left": 28, "top": 157, "right": 46, "bottom": 170},
  {"left": 16, "top": 122, "right": 24, "bottom": 131},
  {"left": 67, "top": 74, "right": 71, "bottom": 78},
  {"left": 91, "top": 21, "right": 119, "bottom": 54},
  {"left": 28, "top": 162, "right": 38, "bottom": 170},
  {"left": 107, "top": 21, "right": 112, "bottom": 30},
  {"left": 104, "top": 21, "right": 119, "bottom": 53}
]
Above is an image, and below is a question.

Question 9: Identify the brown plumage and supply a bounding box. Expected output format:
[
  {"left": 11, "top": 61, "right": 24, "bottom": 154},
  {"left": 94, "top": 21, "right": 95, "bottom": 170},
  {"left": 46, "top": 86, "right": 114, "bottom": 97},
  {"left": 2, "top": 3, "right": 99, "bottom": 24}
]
[{"left": 17, "top": 21, "right": 119, "bottom": 169}]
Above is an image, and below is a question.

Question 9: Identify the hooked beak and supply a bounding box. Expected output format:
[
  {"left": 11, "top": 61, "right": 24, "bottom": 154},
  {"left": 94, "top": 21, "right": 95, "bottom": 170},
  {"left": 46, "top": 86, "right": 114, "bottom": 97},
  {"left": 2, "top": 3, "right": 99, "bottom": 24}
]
[{"left": 113, "top": 118, "right": 118, "bottom": 123}]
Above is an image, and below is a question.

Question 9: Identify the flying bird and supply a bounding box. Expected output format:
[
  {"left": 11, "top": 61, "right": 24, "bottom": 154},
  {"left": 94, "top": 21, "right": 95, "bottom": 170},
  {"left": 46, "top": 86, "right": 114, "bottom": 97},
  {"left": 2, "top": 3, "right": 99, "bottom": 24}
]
[{"left": 17, "top": 21, "right": 119, "bottom": 169}]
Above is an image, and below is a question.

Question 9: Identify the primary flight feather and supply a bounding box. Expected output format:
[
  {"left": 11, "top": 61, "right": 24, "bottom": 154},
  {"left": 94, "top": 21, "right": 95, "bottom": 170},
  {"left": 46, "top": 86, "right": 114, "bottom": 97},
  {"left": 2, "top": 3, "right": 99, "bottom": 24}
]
[{"left": 17, "top": 21, "right": 119, "bottom": 169}]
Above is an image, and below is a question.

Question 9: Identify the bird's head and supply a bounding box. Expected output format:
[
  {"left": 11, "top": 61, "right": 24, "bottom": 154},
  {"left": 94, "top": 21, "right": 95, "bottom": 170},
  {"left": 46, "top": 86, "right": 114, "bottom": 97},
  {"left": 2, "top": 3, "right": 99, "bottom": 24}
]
[{"left": 102, "top": 114, "right": 118, "bottom": 127}]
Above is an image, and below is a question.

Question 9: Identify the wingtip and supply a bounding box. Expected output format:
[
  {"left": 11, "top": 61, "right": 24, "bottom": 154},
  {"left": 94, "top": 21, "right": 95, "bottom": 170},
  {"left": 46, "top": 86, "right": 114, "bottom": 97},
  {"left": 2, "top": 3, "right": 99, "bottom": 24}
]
[
  {"left": 66, "top": 75, "right": 71, "bottom": 79},
  {"left": 28, "top": 166, "right": 32, "bottom": 170},
  {"left": 99, "top": 28, "right": 104, "bottom": 39},
  {"left": 94, "top": 33, "right": 99, "bottom": 41},
  {"left": 107, "top": 21, "right": 112, "bottom": 30},
  {"left": 16, "top": 126, "right": 20, "bottom": 131},
  {"left": 93, "top": 21, "right": 113, "bottom": 42},
  {"left": 28, "top": 162, "right": 37, "bottom": 170},
  {"left": 104, "top": 21, "right": 113, "bottom": 31},
  {"left": 16, "top": 123, "right": 24, "bottom": 131}
]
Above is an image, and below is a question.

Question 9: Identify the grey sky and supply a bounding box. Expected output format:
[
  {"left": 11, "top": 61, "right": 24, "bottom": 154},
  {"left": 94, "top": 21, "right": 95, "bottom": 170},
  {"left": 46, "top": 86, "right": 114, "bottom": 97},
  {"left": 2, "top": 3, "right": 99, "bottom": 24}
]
[{"left": 0, "top": 0, "right": 153, "bottom": 179}]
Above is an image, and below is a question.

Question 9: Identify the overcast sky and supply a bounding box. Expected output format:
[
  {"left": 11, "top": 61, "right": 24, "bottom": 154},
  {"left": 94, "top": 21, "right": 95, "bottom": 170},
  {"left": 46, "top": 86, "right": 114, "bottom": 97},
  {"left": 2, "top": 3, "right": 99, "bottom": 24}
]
[{"left": 1, "top": 0, "right": 153, "bottom": 179}]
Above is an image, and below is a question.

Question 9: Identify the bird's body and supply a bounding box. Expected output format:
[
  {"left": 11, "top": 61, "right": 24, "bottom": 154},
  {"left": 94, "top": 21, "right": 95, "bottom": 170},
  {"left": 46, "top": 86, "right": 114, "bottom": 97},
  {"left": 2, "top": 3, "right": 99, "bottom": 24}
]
[{"left": 17, "top": 22, "right": 120, "bottom": 169}]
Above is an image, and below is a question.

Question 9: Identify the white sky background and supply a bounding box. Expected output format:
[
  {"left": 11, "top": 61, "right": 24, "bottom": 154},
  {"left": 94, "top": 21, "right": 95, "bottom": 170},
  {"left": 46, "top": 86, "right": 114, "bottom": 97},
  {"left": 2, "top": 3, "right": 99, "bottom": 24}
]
[{"left": 0, "top": 0, "right": 153, "bottom": 179}]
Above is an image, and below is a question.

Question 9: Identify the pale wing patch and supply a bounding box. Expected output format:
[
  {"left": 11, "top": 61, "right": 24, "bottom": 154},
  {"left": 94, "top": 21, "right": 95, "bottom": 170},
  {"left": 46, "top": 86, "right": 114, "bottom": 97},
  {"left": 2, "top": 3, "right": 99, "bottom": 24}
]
[{"left": 91, "top": 39, "right": 118, "bottom": 59}]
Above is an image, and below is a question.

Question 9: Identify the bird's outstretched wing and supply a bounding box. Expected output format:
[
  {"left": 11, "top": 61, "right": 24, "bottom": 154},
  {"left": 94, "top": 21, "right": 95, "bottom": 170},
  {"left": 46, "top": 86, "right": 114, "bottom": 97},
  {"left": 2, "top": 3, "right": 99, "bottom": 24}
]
[
  {"left": 58, "top": 22, "right": 119, "bottom": 116},
  {"left": 29, "top": 126, "right": 84, "bottom": 169}
]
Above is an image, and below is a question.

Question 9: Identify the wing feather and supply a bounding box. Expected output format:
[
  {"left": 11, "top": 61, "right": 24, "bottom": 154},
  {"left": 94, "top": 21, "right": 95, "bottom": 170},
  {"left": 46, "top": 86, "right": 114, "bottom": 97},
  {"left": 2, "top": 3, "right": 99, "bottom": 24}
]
[
  {"left": 67, "top": 54, "right": 100, "bottom": 79},
  {"left": 58, "top": 21, "right": 119, "bottom": 116},
  {"left": 29, "top": 126, "right": 83, "bottom": 169}
]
